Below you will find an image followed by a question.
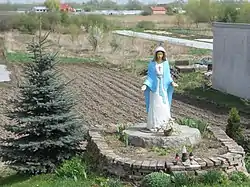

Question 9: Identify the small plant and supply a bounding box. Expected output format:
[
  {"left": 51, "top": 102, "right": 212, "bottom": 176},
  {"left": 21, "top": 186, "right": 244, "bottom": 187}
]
[
  {"left": 141, "top": 172, "right": 172, "bottom": 187},
  {"left": 95, "top": 177, "right": 123, "bottom": 187},
  {"left": 245, "top": 153, "right": 250, "bottom": 173},
  {"left": 87, "top": 25, "right": 104, "bottom": 52},
  {"left": 109, "top": 35, "right": 120, "bottom": 53},
  {"left": 151, "top": 146, "right": 171, "bottom": 156},
  {"left": 226, "top": 108, "right": 243, "bottom": 142},
  {"left": 177, "top": 117, "right": 208, "bottom": 135},
  {"left": 55, "top": 156, "right": 87, "bottom": 181},
  {"left": 201, "top": 170, "right": 228, "bottom": 185},
  {"left": 68, "top": 24, "right": 81, "bottom": 44},
  {"left": 116, "top": 124, "right": 129, "bottom": 147},
  {"left": 174, "top": 14, "right": 185, "bottom": 27},
  {"left": 106, "top": 178, "right": 123, "bottom": 187},
  {"left": 229, "top": 171, "right": 249, "bottom": 184},
  {"left": 172, "top": 173, "right": 189, "bottom": 186},
  {"left": 173, "top": 173, "right": 199, "bottom": 187},
  {"left": 136, "top": 21, "right": 156, "bottom": 30}
]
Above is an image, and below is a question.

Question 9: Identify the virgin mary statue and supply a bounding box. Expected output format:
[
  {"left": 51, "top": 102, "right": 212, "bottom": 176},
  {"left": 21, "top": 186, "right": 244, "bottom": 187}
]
[{"left": 141, "top": 46, "right": 178, "bottom": 131}]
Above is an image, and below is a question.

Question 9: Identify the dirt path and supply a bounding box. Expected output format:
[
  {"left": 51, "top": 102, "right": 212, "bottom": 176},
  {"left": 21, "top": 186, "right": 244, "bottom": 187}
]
[{"left": 1, "top": 64, "right": 249, "bottom": 135}]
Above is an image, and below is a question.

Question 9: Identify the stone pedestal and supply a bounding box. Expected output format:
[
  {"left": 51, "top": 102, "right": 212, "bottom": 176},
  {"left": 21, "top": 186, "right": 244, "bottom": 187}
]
[{"left": 123, "top": 123, "right": 201, "bottom": 149}]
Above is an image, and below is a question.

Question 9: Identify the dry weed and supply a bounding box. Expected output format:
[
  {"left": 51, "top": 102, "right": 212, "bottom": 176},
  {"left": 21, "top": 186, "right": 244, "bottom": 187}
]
[
  {"left": 3, "top": 30, "right": 194, "bottom": 67},
  {"left": 0, "top": 36, "right": 6, "bottom": 61}
]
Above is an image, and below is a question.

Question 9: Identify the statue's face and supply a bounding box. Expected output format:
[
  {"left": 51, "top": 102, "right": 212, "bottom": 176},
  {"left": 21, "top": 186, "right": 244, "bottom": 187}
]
[{"left": 156, "top": 51, "right": 164, "bottom": 61}]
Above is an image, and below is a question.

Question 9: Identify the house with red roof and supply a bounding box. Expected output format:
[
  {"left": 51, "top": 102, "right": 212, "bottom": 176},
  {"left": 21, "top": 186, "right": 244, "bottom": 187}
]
[
  {"left": 60, "top": 3, "right": 75, "bottom": 12},
  {"left": 150, "top": 6, "right": 166, "bottom": 15}
]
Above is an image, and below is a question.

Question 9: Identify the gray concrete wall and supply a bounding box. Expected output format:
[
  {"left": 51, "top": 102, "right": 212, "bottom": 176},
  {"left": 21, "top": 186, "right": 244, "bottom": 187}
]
[{"left": 212, "top": 22, "right": 250, "bottom": 99}]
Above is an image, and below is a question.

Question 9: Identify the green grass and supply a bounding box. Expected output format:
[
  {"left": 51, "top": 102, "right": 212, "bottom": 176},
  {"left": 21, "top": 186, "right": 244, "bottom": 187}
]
[
  {"left": 6, "top": 52, "right": 100, "bottom": 64},
  {"left": 136, "top": 27, "right": 213, "bottom": 40},
  {"left": 188, "top": 48, "right": 212, "bottom": 56},
  {"left": 2, "top": 170, "right": 250, "bottom": 187},
  {"left": 176, "top": 72, "right": 250, "bottom": 113},
  {"left": 0, "top": 173, "right": 129, "bottom": 187},
  {"left": 1, "top": 174, "right": 100, "bottom": 187}
]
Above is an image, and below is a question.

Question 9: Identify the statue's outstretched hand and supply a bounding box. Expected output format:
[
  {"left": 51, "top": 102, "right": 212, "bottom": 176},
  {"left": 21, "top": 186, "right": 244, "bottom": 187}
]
[
  {"left": 172, "top": 82, "right": 179, "bottom": 87},
  {"left": 141, "top": 85, "right": 147, "bottom": 91}
]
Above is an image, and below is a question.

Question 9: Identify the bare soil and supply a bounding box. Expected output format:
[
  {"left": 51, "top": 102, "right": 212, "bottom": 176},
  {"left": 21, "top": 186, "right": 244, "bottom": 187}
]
[
  {"left": 1, "top": 63, "right": 250, "bottom": 138},
  {"left": 105, "top": 15, "right": 210, "bottom": 30},
  {"left": 103, "top": 132, "right": 227, "bottom": 161}
]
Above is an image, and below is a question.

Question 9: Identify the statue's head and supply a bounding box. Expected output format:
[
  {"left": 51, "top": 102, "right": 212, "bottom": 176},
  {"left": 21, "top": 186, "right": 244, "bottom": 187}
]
[{"left": 154, "top": 46, "right": 166, "bottom": 62}]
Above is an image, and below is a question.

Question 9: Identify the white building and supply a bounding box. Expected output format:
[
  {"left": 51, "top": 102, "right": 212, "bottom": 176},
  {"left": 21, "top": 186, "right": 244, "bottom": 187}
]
[{"left": 31, "top": 6, "right": 49, "bottom": 13}]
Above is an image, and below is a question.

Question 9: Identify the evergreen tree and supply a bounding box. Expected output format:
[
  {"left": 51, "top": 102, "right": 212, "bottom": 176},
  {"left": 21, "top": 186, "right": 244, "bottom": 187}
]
[
  {"left": 0, "top": 32, "right": 84, "bottom": 174},
  {"left": 226, "top": 107, "right": 243, "bottom": 141}
]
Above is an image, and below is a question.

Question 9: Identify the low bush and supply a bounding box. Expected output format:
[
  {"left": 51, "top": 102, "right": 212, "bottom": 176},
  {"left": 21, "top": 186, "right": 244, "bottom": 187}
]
[
  {"left": 245, "top": 154, "right": 250, "bottom": 173},
  {"left": 226, "top": 107, "right": 243, "bottom": 142},
  {"left": 229, "top": 171, "right": 249, "bottom": 184},
  {"left": 201, "top": 170, "right": 228, "bottom": 185},
  {"left": 173, "top": 172, "right": 199, "bottom": 187},
  {"left": 55, "top": 156, "right": 87, "bottom": 181},
  {"left": 136, "top": 21, "right": 156, "bottom": 30},
  {"left": 141, "top": 172, "right": 172, "bottom": 187},
  {"left": 177, "top": 117, "right": 208, "bottom": 135},
  {"left": 0, "top": 12, "right": 113, "bottom": 34}
]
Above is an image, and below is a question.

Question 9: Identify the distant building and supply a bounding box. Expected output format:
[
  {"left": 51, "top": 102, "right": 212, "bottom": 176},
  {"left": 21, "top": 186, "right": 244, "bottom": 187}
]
[
  {"left": 31, "top": 6, "right": 48, "bottom": 13},
  {"left": 150, "top": 6, "right": 166, "bottom": 15},
  {"left": 60, "top": 3, "right": 75, "bottom": 12}
]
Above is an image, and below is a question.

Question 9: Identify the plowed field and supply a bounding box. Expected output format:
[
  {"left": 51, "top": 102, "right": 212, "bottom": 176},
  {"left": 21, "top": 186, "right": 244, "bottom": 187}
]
[{"left": 0, "top": 63, "right": 249, "bottom": 136}]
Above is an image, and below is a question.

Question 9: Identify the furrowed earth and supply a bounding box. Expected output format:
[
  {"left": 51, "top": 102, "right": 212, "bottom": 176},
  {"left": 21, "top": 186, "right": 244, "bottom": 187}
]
[{"left": 1, "top": 62, "right": 250, "bottom": 140}]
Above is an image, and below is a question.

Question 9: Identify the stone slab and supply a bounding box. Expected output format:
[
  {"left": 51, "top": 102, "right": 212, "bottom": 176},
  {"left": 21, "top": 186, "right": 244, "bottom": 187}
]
[
  {"left": 175, "top": 65, "right": 195, "bottom": 73},
  {"left": 124, "top": 123, "right": 201, "bottom": 149},
  {"left": 0, "top": 64, "right": 11, "bottom": 82}
]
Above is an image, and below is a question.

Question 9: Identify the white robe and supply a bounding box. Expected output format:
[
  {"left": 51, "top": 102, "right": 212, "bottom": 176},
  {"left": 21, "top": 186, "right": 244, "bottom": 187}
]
[{"left": 147, "top": 63, "right": 171, "bottom": 130}]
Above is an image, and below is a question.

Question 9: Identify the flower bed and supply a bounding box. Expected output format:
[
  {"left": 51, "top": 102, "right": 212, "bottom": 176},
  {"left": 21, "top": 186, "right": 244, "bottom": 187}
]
[{"left": 87, "top": 126, "right": 247, "bottom": 180}]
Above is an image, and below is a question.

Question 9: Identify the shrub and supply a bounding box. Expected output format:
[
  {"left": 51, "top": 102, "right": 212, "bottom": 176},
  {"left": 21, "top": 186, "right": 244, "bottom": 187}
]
[
  {"left": 14, "top": 13, "right": 39, "bottom": 34},
  {"left": 55, "top": 156, "right": 87, "bottom": 181},
  {"left": 82, "top": 14, "right": 113, "bottom": 32},
  {"left": 141, "top": 11, "right": 151, "bottom": 16},
  {"left": 68, "top": 24, "right": 81, "bottom": 43},
  {"left": 141, "top": 172, "right": 172, "bottom": 187},
  {"left": 109, "top": 35, "right": 120, "bottom": 52},
  {"left": 87, "top": 25, "right": 104, "bottom": 52},
  {"left": 136, "top": 21, "right": 156, "bottom": 30},
  {"left": 216, "top": 3, "right": 239, "bottom": 23},
  {"left": 245, "top": 154, "right": 250, "bottom": 173},
  {"left": 106, "top": 178, "right": 123, "bottom": 187},
  {"left": 0, "top": 15, "right": 14, "bottom": 32},
  {"left": 173, "top": 173, "right": 199, "bottom": 187},
  {"left": 0, "top": 12, "right": 113, "bottom": 35},
  {"left": 201, "top": 170, "right": 228, "bottom": 185},
  {"left": 229, "top": 171, "right": 249, "bottom": 184},
  {"left": 226, "top": 107, "right": 243, "bottom": 141},
  {"left": 41, "top": 12, "right": 61, "bottom": 31},
  {"left": 177, "top": 117, "right": 208, "bottom": 135}
]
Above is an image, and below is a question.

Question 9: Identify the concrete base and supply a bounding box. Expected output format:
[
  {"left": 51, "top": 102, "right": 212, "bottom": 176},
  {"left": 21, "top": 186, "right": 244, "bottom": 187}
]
[{"left": 124, "top": 123, "right": 201, "bottom": 149}]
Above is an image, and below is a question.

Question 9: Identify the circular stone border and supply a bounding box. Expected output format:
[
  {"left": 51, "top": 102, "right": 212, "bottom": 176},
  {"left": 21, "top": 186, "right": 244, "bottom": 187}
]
[{"left": 86, "top": 126, "right": 247, "bottom": 180}]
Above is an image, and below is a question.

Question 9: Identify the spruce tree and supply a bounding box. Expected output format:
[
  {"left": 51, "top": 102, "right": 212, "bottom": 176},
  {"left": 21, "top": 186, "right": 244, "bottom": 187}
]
[
  {"left": 0, "top": 33, "right": 84, "bottom": 174},
  {"left": 226, "top": 107, "right": 243, "bottom": 141}
]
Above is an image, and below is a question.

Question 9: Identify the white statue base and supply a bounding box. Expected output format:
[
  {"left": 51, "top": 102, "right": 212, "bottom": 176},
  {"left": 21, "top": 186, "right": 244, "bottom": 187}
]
[{"left": 123, "top": 123, "right": 201, "bottom": 149}]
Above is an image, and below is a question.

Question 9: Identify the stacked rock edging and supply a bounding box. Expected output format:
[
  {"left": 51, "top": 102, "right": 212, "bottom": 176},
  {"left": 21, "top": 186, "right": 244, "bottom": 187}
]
[{"left": 86, "top": 125, "right": 247, "bottom": 180}]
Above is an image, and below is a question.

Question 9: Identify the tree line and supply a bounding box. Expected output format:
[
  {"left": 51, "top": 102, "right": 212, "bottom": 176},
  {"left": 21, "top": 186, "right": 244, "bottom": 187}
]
[
  {"left": 0, "top": 0, "right": 146, "bottom": 11},
  {"left": 185, "top": 0, "right": 250, "bottom": 26}
]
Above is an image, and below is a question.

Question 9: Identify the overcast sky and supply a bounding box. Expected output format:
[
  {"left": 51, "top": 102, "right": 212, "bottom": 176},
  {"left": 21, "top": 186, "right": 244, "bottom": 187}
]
[{"left": 0, "top": 0, "right": 178, "bottom": 5}]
